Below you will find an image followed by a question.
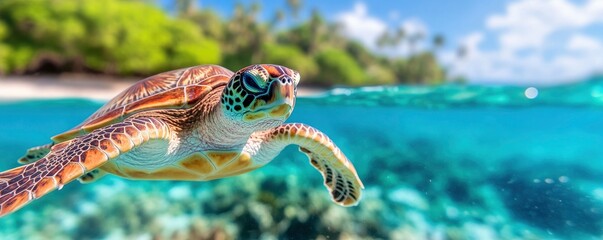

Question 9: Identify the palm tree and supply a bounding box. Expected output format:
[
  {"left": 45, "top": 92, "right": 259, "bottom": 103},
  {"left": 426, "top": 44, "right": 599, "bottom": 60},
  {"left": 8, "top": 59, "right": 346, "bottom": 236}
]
[
  {"left": 376, "top": 27, "right": 404, "bottom": 49},
  {"left": 331, "top": 23, "right": 347, "bottom": 46},
  {"left": 407, "top": 32, "right": 424, "bottom": 55},
  {"left": 456, "top": 45, "right": 468, "bottom": 59},
  {"left": 376, "top": 31, "right": 391, "bottom": 49},
  {"left": 287, "top": 0, "right": 302, "bottom": 21},
  {"left": 307, "top": 8, "right": 325, "bottom": 55},
  {"left": 393, "top": 27, "right": 405, "bottom": 46},
  {"left": 432, "top": 34, "right": 445, "bottom": 51},
  {"left": 270, "top": 8, "right": 286, "bottom": 29},
  {"left": 249, "top": 1, "right": 261, "bottom": 20},
  {"left": 175, "top": 0, "right": 195, "bottom": 16},
  {"left": 183, "top": 6, "right": 226, "bottom": 42}
]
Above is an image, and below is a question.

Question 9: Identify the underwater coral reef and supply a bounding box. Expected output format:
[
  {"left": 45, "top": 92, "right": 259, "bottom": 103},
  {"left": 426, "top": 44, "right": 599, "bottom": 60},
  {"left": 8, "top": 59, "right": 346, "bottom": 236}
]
[
  {"left": 1, "top": 93, "right": 603, "bottom": 239},
  {"left": 2, "top": 139, "right": 600, "bottom": 239}
]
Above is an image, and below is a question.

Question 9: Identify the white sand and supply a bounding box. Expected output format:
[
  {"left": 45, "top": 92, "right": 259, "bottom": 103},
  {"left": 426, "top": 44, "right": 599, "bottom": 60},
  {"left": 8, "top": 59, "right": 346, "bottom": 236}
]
[{"left": 0, "top": 75, "right": 323, "bottom": 101}]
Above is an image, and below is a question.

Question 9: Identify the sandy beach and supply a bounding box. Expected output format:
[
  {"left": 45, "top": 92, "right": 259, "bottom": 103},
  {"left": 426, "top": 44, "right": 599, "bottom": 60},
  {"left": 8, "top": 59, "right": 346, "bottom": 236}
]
[{"left": 0, "top": 75, "right": 324, "bottom": 101}]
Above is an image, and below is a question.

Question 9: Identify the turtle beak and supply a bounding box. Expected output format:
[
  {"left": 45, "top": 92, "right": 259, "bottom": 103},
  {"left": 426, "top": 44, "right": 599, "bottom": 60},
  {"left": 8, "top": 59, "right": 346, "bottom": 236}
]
[
  {"left": 264, "top": 78, "right": 295, "bottom": 118},
  {"left": 278, "top": 80, "right": 296, "bottom": 107}
]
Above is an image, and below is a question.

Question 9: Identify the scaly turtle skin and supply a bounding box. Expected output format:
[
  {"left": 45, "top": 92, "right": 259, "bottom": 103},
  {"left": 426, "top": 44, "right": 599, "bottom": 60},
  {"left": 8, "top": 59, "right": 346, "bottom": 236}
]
[{"left": 0, "top": 64, "right": 364, "bottom": 217}]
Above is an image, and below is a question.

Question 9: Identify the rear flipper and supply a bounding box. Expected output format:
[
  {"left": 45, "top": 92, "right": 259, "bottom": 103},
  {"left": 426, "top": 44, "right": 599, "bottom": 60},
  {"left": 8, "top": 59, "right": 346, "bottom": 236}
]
[
  {"left": 78, "top": 169, "right": 108, "bottom": 184},
  {"left": 0, "top": 117, "right": 172, "bottom": 217},
  {"left": 18, "top": 143, "right": 53, "bottom": 164}
]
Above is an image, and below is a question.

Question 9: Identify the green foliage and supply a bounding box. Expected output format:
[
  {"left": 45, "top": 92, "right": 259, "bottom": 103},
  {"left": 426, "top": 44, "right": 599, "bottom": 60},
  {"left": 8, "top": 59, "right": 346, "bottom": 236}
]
[
  {"left": 0, "top": 0, "right": 450, "bottom": 86},
  {"left": 0, "top": 21, "right": 7, "bottom": 40},
  {"left": 0, "top": 21, "right": 8, "bottom": 73},
  {"left": 365, "top": 64, "right": 397, "bottom": 85},
  {"left": 0, "top": 44, "right": 10, "bottom": 73},
  {"left": 0, "top": 0, "right": 219, "bottom": 75},
  {"left": 278, "top": 9, "right": 342, "bottom": 56},
  {"left": 186, "top": 9, "right": 225, "bottom": 41},
  {"left": 346, "top": 41, "right": 377, "bottom": 67},
  {"left": 393, "top": 52, "right": 445, "bottom": 85},
  {"left": 261, "top": 43, "right": 318, "bottom": 80},
  {"left": 165, "top": 19, "right": 221, "bottom": 69},
  {"left": 314, "top": 48, "right": 366, "bottom": 86},
  {"left": 6, "top": 45, "right": 34, "bottom": 73}
]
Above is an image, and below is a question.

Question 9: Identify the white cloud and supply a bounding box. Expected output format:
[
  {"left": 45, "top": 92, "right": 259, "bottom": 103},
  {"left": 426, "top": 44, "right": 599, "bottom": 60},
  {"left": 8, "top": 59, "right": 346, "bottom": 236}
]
[
  {"left": 335, "top": 2, "right": 387, "bottom": 50},
  {"left": 451, "top": 40, "right": 603, "bottom": 85},
  {"left": 568, "top": 34, "right": 603, "bottom": 52},
  {"left": 401, "top": 19, "right": 428, "bottom": 37},
  {"left": 486, "top": 0, "right": 595, "bottom": 51},
  {"left": 585, "top": 0, "right": 603, "bottom": 22},
  {"left": 337, "top": 0, "right": 603, "bottom": 85},
  {"left": 336, "top": 3, "right": 430, "bottom": 56},
  {"left": 448, "top": 0, "right": 603, "bottom": 85}
]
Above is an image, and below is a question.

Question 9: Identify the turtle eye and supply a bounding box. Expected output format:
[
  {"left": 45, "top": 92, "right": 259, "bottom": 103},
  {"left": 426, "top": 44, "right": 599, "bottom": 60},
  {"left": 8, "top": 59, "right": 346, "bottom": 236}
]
[{"left": 242, "top": 72, "right": 264, "bottom": 93}]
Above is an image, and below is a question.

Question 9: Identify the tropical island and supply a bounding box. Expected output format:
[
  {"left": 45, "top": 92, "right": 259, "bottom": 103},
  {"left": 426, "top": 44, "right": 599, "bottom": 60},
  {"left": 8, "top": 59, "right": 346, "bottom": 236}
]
[{"left": 0, "top": 0, "right": 454, "bottom": 87}]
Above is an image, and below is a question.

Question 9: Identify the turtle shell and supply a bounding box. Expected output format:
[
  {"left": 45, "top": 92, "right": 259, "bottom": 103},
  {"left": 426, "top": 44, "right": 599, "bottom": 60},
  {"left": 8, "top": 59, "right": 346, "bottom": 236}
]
[{"left": 51, "top": 65, "right": 234, "bottom": 142}]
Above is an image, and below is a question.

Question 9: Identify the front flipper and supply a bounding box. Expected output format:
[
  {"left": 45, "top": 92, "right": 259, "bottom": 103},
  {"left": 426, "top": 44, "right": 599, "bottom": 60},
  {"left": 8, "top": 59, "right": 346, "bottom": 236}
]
[
  {"left": 251, "top": 123, "right": 364, "bottom": 206},
  {"left": 0, "top": 117, "right": 172, "bottom": 217}
]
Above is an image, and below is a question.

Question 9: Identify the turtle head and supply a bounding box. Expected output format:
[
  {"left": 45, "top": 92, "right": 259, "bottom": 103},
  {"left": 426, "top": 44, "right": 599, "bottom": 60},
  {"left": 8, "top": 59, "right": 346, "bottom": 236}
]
[{"left": 221, "top": 64, "right": 300, "bottom": 129}]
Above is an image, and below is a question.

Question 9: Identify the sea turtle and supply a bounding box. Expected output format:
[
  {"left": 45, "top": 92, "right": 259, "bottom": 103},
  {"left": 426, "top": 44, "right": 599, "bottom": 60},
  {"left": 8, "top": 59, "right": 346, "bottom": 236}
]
[{"left": 0, "top": 64, "right": 363, "bottom": 217}]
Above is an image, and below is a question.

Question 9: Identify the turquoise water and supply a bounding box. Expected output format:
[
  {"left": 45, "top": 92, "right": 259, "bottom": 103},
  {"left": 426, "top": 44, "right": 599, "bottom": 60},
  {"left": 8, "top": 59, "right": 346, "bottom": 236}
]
[{"left": 1, "top": 81, "right": 603, "bottom": 239}]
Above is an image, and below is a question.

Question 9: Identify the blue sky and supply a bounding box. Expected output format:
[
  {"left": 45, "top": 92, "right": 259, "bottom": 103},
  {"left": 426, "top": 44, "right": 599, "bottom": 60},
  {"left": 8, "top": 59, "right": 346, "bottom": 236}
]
[{"left": 181, "top": 0, "right": 603, "bottom": 86}]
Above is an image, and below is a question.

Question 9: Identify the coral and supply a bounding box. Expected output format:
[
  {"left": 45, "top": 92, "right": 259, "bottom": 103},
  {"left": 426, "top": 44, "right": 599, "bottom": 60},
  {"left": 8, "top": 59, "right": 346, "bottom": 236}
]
[{"left": 493, "top": 171, "right": 603, "bottom": 237}]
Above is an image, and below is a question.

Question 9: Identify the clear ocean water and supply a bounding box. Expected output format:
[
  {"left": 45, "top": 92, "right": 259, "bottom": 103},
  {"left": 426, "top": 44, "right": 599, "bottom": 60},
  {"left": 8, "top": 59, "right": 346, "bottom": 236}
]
[{"left": 1, "top": 80, "right": 603, "bottom": 239}]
